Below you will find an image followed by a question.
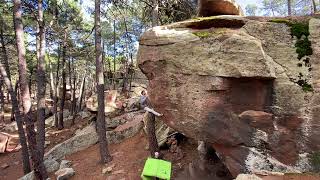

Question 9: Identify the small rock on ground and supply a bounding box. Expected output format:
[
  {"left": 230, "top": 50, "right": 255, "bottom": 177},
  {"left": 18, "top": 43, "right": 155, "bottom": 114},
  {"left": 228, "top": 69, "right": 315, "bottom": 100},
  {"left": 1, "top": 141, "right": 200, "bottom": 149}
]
[
  {"left": 1, "top": 163, "right": 9, "bottom": 169},
  {"left": 235, "top": 174, "right": 262, "bottom": 180},
  {"left": 55, "top": 168, "right": 75, "bottom": 180},
  {"left": 112, "top": 169, "right": 125, "bottom": 175},
  {"left": 59, "top": 160, "right": 72, "bottom": 169},
  {"left": 45, "top": 158, "right": 60, "bottom": 173},
  {"left": 102, "top": 164, "right": 115, "bottom": 174}
]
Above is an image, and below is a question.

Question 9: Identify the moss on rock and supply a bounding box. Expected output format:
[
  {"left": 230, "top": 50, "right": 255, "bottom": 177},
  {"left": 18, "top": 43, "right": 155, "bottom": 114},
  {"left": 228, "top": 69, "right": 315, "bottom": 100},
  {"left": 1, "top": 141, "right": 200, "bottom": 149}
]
[
  {"left": 310, "top": 151, "right": 320, "bottom": 172},
  {"left": 193, "top": 31, "right": 215, "bottom": 38},
  {"left": 270, "top": 18, "right": 313, "bottom": 91},
  {"left": 269, "top": 19, "right": 312, "bottom": 59}
]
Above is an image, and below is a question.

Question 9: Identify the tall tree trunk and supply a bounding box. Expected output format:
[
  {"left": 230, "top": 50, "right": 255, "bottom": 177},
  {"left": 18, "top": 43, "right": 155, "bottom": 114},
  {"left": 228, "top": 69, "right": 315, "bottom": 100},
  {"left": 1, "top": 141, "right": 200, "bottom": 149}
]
[
  {"left": 288, "top": 0, "right": 292, "bottom": 16},
  {"left": 0, "top": 16, "right": 7, "bottom": 123},
  {"left": 58, "top": 31, "right": 67, "bottom": 130},
  {"left": 54, "top": 45, "right": 61, "bottom": 128},
  {"left": 71, "top": 61, "right": 76, "bottom": 124},
  {"left": 77, "top": 73, "right": 86, "bottom": 112},
  {"left": 48, "top": 54, "right": 55, "bottom": 99},
  {"left": 13, "top": 0, "right": 47, "bottom": 177},
  {"left": 113, "top": 20, "right": 116, "bottom": 90},
  {"left": 152, "top": 0, "right": 159, "bottom": 26},
  {"left": 36, "top": 0, "right": 47, "bottom": 162},
  {"left": 0, "top": 62, "right": 31, "bottom": 174},
  {"left": 146, "top": 112, "right": 159, "bottom": 158},
  {"left": 145, "top": 0, "right": 160, "bottom": 158},
  {"left": 95, "top": 0, "right": 112, "bottom": 163},
  {"left": 121, "top": 18, "right": 130, "bottom": 97},
  {"left": 312, "top": 0, "right": 317, "bottom": 13},
  {"left": 0, "top": 79, "right": 4, "bottom": 122},
  {"left": 11, "top": 80, "right": 19, "bottom": 122}
]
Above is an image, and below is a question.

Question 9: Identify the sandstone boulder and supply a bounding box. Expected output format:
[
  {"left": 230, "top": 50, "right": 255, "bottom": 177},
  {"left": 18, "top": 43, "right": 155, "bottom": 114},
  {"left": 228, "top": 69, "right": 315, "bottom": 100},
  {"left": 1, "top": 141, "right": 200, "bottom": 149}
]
[
  {"left": 198, "top": 0, "right": 244, "bottom": 16},
  {"left": 45, "top": 110, "right": 71, "bottom": 127},
  {"left": 137, "top": 16, "right": 320, "bottom": 177},
  {"left": 18, "top": 158, "right": 59, "bottom": 180},
  {"left": 45, "top": 112, "right": 144, "bottom": 160},
  {"left": 86, "top": 90, "right": 121, "bottom": 113}
]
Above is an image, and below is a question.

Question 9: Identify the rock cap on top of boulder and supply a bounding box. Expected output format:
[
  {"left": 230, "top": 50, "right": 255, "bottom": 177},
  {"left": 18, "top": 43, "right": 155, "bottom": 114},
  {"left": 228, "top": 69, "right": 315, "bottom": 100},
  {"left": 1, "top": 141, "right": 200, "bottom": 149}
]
[{"left": 198, "top": 0, "right": 244, "bottom": 17}]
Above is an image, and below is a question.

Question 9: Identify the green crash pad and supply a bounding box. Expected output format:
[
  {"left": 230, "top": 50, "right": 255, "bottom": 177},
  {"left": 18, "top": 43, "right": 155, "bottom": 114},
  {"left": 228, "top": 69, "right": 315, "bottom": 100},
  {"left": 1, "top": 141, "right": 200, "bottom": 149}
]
[{"left": 141, "top": 158, "right": 172, "bottom": 180}]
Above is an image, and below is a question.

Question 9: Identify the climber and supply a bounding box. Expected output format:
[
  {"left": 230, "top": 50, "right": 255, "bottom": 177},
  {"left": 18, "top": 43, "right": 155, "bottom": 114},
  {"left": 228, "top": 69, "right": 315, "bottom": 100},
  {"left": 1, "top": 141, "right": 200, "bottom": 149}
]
[{"left": 139, "top": 90, "right": 150, "bottom": 109}]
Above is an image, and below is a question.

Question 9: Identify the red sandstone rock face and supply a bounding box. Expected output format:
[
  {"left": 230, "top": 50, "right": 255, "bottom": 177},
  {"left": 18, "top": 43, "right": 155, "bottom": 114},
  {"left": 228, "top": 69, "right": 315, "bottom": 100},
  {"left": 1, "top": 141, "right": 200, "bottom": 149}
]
[
  {"left": 138, "top": 16, "right": 320, "bottom": 177},
  {"left": 198, "top": 0, "right": 244, "bottom": 16}
]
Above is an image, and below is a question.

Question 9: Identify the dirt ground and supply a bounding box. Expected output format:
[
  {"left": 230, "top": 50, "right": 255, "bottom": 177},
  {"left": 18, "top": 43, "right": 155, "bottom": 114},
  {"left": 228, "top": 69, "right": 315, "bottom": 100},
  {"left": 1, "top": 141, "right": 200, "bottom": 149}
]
[
  {"left": 0, "top": 113, "right": 90, "bottom": 180},
  {"left": 0, "top": 111, "right": 201, "bottom": 180},
  {"left": 62, "top": 131, "right": 202, "bottom": 180},
  {"left": 2, "top": 110, "right": 319, "bottom": 180}
]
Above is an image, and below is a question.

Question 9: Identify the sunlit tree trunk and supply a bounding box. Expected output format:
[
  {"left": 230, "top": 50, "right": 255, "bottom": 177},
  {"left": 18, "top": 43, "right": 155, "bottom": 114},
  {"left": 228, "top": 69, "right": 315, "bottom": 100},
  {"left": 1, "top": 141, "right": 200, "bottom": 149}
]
[
  {"left": 0, "top": 62, "right": 31, "bottom": 174},
  {"left": 54, "top": 44, "right": 61, "bottom": 128},
  {"left": 13, "top": 0, "right": 47, "bottom": 178},
  {"left": 48, "top": 54, "right": 55, "bottom": 99},
  {"left": 36, "top": 0, "right": 47, "bottom": 162},
  {"left": 77, "top": 73, "right": 86, "bottom": 112},
  {"left": 58, "top": 31, "right": 67, "bottom": 130},
  {"left": 95, "top": 0, "right": 112, "bottom": 163}
]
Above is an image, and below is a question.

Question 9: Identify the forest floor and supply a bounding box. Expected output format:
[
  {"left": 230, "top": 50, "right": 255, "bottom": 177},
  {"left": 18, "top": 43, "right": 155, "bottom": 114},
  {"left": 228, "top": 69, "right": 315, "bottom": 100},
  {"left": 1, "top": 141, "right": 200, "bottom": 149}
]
[
  {"left": 0, "top": 111, "right": 200, "bottom": 180},
  {"left": 2, "top": 109, "right": 318, "bottom": 180}
]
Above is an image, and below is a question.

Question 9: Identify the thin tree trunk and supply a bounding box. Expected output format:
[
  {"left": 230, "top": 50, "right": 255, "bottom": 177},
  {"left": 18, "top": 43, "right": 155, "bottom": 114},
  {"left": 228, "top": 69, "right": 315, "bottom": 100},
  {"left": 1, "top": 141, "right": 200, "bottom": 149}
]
[
  {"left": 0, "top": 62, "right": 31, "bottom": 174},
  {"left": 95, "top": 0, "right": 112, "bottom": 163},
  {"left": 11, "top": 80, "right": 19, "bottom": 122},
  {"left": 152, "top": 0, "right": 159, "bottom": 26},
  {"left": 146, "top": 112, "right": 159, "bottom": 158},
  {"left": 77, "top": 74, "right": 86, "bottom": 112},
  {"left": 288, "top": 0, "right": 292, "bottom": 16},
  {"left": 128, "top": 54, "right": 134, "bottom": 94},
  {"left": 54, "top": 45, "right": 61, "bottom": 128},
  {"left": 113, "top": 20, "right": 116, "bottom": 90},
  {"left": 48, "top": 54, "right": 55, "bottom": 99},
  {"left": 14, "top": 0, "right": 46, "bottom": 176},
  {"left": 71, "top": 61, "right": 76, "bottom": 124},
  {"left": 121, "top": 18, "right": 130, "bottom": 97},
  {"left": 145, "top": 0, "right": 160, "bottom": 158},
  {"left": 36, "top": 0, "right": 47, "bottom": 163},
  {"left": 0, "top": 79, "right": 4, "bottom": 122},
  {"left": 0, "top": 16, "right": 7, "bottom": 123},
  {"left": 312, "top": 0, "right": 317, "bottom": 13},
  {"left": 58, "top": 31, "right": 67, "bottom": 130}
]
